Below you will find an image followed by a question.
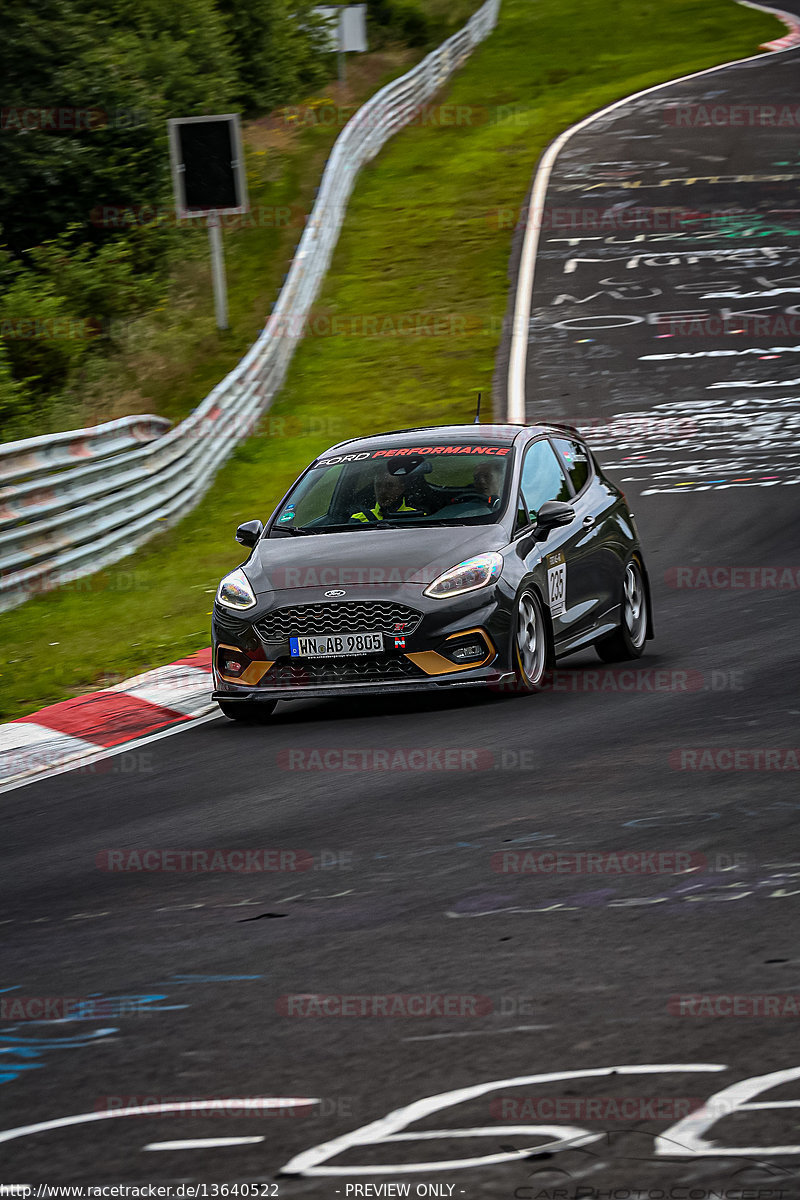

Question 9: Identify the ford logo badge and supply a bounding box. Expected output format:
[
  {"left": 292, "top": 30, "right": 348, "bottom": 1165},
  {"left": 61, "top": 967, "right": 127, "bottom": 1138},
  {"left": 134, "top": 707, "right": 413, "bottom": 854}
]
[{"left": 324, "top": 589, "right": 347, "bottom": 597}]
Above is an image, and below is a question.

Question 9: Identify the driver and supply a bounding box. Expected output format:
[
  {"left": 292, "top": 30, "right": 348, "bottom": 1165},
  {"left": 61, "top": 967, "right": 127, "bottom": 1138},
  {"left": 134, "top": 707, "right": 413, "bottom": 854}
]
[
  {"left": 349, "top": 463, "right": 425, "bottom": 523},
  {"left": 472, "top": 460, "right": 504, "bottom": 506}
]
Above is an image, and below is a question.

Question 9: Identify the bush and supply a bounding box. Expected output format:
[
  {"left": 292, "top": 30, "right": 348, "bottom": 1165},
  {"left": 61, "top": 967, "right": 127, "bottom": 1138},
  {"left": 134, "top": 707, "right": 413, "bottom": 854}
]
[
  {"left": 366, "top": 0, "right": 433, "bottom": 47},
  {"left": 218, "top": 0, "right": 332, "bottom": 114}
]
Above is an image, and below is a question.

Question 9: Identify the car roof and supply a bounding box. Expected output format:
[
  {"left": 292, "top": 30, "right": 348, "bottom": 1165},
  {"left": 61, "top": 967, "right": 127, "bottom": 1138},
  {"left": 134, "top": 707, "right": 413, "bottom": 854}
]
[{"left": 320, "top": 422, "right": 583, "bottom": 456}]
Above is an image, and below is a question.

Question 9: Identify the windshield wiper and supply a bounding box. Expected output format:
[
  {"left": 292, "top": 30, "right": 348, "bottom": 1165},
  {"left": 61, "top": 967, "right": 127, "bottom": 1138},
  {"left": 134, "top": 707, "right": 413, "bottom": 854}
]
[
  {"left": 273, "top": 519, "right": 465, "bottom": 535},
  {"left": 405, "top": 520, "right": 470, "bottom": 527},
  {"left": 299, "top": 521, "right": 409, "bottom": 533}
]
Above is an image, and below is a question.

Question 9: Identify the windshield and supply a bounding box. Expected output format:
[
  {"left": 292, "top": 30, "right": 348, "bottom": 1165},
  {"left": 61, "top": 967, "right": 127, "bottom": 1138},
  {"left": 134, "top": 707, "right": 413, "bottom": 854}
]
[{"left": 269, "top": 444, "right": 514, "bottom": 534}]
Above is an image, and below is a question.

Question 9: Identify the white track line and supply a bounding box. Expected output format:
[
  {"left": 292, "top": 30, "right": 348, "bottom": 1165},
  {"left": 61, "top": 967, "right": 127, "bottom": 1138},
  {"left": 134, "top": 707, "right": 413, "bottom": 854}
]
[
  {"left": 506, "top": 0, "right": 800, "bottom": 423},
  {"left": 144, "top": 1137, "right": 266, "bottom": 1150},
  {"left": 0, "top": 1099, "right": 320, "bottom": 1147},
  {"left": 403, "top": 1024, "right": 552, "bottom": 1040}
]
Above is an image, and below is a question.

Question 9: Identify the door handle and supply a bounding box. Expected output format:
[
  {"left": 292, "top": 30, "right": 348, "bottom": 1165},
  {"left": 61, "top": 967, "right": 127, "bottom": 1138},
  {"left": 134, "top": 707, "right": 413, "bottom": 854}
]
[{"left": 582, "top": 515, "right": 596, "bottom": 528}]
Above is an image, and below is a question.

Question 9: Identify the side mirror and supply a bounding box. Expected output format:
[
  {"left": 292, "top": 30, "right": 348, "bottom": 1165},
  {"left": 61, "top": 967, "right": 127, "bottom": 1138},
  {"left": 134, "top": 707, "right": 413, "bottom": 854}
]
[
  {"left": 235, "top": 519, "right": 263, "bottom": 548},
  {"left": 533, "top": 501, "right": 574, "bottom": 538}
]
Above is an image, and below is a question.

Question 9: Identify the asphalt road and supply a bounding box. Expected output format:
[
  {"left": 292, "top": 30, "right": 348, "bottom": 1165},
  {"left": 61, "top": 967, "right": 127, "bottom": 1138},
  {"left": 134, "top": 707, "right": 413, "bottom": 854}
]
[{"left": 2, "top": 17, "right": 800, "bottom": 1198}]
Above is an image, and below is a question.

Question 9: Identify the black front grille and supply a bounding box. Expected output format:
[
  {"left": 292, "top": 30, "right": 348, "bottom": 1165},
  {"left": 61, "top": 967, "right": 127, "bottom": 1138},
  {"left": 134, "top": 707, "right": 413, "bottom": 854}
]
[
  {"left": 214, "top": 609, "right": 249, "bottom": 633},
  {"left": 263, "top": 655, "right": 423, "bottom": 688},
  {"left": 213, "top": 610, "right": 259, "bottom": 650},
  {"left": 255, "top": 601, "right": 422, "bottom": 642}
]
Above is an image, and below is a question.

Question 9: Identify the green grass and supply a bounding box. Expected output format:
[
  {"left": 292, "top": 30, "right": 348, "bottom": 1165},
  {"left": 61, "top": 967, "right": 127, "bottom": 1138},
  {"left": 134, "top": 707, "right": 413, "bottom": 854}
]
[{"left": 0, "top": 0, "right": 779, "bottom": 719}]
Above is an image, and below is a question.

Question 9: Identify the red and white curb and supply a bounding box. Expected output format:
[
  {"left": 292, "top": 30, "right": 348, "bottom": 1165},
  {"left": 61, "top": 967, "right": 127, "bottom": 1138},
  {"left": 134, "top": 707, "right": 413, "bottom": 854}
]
[
  {"left": 739, "top": 0, "right": 800, "bottom": 49},
  {"left": 0, "top": 648, "right": 217, "bottom": 794}
]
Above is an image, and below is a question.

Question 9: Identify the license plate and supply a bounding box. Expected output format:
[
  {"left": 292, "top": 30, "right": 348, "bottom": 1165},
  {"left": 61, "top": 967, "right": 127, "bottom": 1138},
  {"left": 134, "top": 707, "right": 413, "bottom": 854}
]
[{"left": 289, "top": 632, "right": 384, "bottom": 658}]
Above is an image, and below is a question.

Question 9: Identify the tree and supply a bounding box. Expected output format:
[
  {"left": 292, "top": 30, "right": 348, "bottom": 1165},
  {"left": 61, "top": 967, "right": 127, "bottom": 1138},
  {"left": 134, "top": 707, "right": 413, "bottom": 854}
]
[{"left": 219, "top": 0, "right": 330, "bottom": 114}]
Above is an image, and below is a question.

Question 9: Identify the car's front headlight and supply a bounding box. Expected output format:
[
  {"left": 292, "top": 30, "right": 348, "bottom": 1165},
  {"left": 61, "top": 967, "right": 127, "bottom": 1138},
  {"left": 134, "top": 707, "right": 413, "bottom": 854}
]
[
  {"left": 424, "top": 552, "right": 502, "bottom": 599},
  {"left": 216, "top": 567, "right": 257, "bottom": 610}
]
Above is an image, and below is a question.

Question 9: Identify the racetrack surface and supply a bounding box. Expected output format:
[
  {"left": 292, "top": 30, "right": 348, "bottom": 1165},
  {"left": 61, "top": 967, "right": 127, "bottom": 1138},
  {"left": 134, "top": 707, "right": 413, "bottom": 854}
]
[{"left": 2, "top": 15, "right": 800, "bottom": 1194}]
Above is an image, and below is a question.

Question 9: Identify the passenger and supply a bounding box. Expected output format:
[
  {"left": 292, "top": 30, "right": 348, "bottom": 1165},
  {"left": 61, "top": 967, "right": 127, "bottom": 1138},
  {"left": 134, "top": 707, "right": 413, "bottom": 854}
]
[{"left": 473, "top": 460, "right": 504, "bottom": 505}]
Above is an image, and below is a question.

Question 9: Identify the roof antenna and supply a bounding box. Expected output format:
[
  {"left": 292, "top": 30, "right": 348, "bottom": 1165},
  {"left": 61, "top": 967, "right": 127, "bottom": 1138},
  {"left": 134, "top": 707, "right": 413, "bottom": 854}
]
[{"left": 473, "top": 391, "right": 482, "bottom": 424}]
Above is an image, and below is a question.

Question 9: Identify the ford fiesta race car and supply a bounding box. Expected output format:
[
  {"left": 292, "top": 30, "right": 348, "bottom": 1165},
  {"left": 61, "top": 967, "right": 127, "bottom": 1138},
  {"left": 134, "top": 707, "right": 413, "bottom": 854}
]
[{"left": 212, "top": 423, "right": 653, "bottom": 721}]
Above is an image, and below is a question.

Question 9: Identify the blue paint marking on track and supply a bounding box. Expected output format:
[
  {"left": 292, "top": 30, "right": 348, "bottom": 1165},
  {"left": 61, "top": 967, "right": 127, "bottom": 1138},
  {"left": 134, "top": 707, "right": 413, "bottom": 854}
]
[
  {"left": 0, "top": 976, "right": 263, "bottom": 1086},
  {"left": 0, "top": 1029, "right": 118, "bottom": 1085}
]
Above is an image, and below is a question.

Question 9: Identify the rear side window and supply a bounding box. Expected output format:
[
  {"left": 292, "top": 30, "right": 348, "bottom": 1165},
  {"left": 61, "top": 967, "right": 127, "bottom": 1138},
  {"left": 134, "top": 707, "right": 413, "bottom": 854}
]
[{"left": 551, "top": 437, "right": 591, "bottom": 493}]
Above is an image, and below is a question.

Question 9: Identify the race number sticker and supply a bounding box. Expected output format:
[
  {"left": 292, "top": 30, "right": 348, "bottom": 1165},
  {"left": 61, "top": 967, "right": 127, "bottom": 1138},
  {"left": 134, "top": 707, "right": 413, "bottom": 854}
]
[{"left": 547, "top": 551, "right": 567, "bottom": 617}]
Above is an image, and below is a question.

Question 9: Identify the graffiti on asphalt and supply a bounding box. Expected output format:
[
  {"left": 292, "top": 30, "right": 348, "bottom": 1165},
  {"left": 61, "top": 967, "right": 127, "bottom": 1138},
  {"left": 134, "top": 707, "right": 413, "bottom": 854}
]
[
  {"left": 446, "top": 861, "right": 800, "bottom": 918},
  {"left": 0, "top": 977, "right": 261, "bottom": 1085},
  {"left": 579, "top": 394, "right": 800, "bottom": 491}
]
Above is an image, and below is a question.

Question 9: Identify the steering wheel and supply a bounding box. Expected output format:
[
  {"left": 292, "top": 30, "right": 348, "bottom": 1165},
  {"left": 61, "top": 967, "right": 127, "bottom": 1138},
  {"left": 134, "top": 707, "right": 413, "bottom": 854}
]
[{"left": 451, "top": 490, "right": 492, "bottom": 505}]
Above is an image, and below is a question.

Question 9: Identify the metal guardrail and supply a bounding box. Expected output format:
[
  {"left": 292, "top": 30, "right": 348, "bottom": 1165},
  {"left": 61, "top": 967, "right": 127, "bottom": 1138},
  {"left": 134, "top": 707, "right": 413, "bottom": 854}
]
[
  {"left": 0, "top": 0, "right": 501, "bottom": 612},
  {"left": 0, "top": 415, "right": 171, "bottom": 486}
]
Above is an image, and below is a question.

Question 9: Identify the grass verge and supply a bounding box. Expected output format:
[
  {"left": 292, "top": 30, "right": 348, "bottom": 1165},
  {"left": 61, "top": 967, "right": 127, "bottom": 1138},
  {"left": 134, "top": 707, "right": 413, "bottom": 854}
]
[{"left": 0, "top": 0, "right": 779, "bottom": 719}]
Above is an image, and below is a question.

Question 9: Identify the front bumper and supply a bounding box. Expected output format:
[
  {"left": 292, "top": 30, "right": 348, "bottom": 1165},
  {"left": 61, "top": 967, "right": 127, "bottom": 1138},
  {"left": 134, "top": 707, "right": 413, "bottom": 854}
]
[{"left": 211, "top": 585, "right": 510, "bottom": 702}]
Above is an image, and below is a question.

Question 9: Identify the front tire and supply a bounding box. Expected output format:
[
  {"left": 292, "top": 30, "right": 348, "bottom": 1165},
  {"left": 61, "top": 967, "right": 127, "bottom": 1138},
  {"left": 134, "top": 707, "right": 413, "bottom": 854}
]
[
  {"left": 218, "top": 699, "right": 278, "bottom": 723},
  {"left": 512, "top": 588, "right": 549, "bottom": 693},
  {"left": 595, "top": 555, "right": 649, "bottom": 662}
]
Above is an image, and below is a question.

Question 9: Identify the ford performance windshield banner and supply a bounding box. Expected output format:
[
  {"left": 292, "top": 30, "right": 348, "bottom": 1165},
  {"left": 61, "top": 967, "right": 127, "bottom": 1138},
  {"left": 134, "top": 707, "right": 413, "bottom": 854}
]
[{"left": 316, "top": 444, "right": 512, "bottom": 466}]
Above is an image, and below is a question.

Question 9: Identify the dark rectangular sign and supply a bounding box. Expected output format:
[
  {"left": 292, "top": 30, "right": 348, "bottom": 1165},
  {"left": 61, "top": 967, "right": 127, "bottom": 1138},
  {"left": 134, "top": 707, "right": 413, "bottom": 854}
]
[{"left": 167, "top": 114, "right": 249, "bottom": 218}]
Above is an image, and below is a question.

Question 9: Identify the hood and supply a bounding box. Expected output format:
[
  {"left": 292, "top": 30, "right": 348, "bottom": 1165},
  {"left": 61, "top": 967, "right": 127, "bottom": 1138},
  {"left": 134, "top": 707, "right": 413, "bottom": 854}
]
[{"left": 244, "top": 524, "right": 508, "bottom": 595}]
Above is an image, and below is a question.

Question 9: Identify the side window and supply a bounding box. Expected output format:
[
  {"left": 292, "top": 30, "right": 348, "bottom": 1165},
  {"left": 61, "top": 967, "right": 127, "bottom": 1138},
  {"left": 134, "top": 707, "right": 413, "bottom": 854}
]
[
  {"left": 552, "top": 437, "right": 591, "bottom": 494},
  {"left": 518, "top": 439, "right": 571, "bottom": 521}
]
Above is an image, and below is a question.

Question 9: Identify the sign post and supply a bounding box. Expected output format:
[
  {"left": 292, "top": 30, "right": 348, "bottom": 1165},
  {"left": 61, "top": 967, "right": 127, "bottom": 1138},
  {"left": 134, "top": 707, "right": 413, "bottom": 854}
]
[
  {"left": 313, "top": 5, "right": 368, "bottom": 86},
  {"left": 206, "top": 214, "right": 229, "bottom": 330},
  {"left": 167, "top": 114, "right": 249, "bottom": 332},
  {"left": 338, "top": 8, "right": 346, "bottom": 86}
]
